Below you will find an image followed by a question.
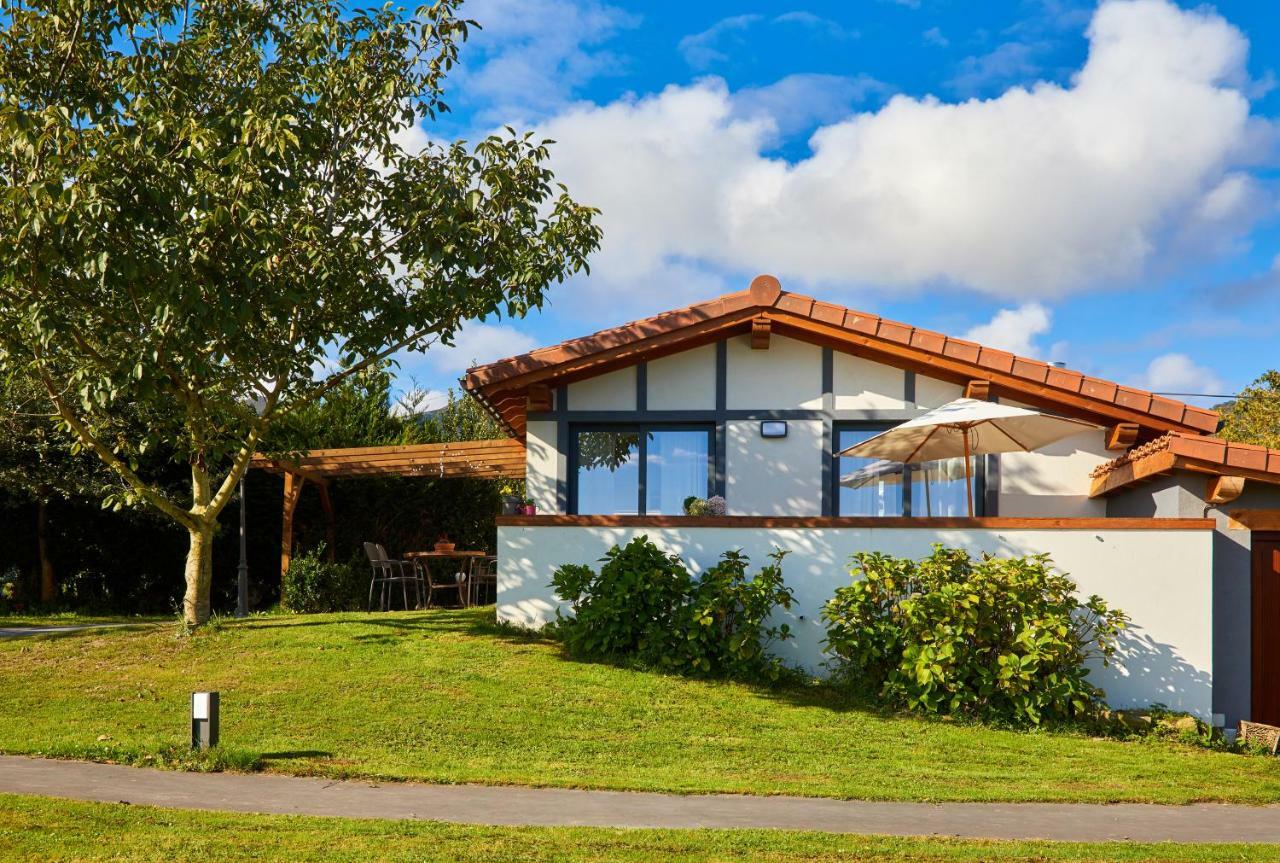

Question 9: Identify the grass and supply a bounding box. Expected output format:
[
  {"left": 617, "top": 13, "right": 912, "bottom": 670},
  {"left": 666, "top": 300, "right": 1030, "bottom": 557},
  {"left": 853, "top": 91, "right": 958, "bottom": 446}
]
[
  {"left": 2, "top": 607, "right": 1279, "bottom": 804},
  {"left": 2, "top": 794, "right": 1278, "bottom": 863}
]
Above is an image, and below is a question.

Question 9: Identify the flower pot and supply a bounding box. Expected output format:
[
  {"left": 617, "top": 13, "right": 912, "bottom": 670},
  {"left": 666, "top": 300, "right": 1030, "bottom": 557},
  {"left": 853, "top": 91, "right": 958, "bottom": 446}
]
[
  {"left": 434, "top": 540, "right": 455, "bottom": 553},
  {"left": 518, "top": 504, "right": 537, "bottom": 516}
]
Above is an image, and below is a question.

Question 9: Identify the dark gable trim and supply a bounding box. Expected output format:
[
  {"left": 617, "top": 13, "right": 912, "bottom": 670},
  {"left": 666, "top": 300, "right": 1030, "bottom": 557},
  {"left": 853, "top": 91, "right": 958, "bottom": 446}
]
[
  {"left": 555, "top": 385, "right": 568, "bottom": 514},
  {"left": 821, "top": 347, "right": 834, "bottom": 517},
  {"left": 714, "top": 340, "right": 728, "bottom": 498}
]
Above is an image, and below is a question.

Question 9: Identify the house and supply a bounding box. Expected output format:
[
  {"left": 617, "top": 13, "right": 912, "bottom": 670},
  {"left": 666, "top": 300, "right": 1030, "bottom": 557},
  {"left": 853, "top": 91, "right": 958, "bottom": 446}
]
[{"left": 464, "top": 275, "right": 1280, "bottom": 728}]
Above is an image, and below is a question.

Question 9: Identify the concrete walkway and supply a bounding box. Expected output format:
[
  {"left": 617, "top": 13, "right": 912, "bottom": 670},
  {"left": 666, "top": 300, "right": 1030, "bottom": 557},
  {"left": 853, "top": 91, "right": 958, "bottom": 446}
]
[
  {"left": 0, "top": 623, "right": 147, "bottom": 639},
  {"left": 2, "top": 756, "right": 1279, "bottom": 843}
]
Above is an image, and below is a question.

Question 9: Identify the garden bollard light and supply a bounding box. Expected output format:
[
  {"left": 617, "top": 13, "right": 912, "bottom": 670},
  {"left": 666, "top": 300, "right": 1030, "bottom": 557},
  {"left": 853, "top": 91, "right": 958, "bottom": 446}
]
[{"left": 191, "top": 692, "right": 219, "bottom": 751}]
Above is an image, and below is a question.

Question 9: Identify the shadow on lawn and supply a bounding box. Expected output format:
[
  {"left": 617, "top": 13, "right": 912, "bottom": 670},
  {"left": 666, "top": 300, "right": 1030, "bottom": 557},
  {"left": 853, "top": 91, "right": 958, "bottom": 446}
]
[{"left": 243, "top": 608, "right": 558, "bottom": 646}]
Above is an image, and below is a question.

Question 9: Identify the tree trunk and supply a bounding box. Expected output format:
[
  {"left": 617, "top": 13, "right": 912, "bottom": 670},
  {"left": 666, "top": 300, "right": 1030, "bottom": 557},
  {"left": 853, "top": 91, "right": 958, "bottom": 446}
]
[
  {"left": 37, "top": 499, "right": 55, "bottom": 603},
  {"left": 182, "top": 522, "right": 215, "bottom": 626},
  {"left": 182, "top": 461, "right": 215, "bottom": 627}
]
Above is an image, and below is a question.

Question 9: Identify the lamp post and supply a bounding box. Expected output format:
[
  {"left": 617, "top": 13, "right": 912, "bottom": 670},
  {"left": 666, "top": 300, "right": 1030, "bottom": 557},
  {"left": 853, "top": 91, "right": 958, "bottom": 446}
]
[{"left": 236, "top": 475, "right": 249, "bottom": 618}]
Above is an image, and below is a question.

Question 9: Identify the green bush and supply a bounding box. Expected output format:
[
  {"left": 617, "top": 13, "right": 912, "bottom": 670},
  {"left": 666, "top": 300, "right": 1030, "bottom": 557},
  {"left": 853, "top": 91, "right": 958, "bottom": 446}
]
[
  {"left": 822, "top": 546, "right": 1129, "bottom": 726},
  {"left": 550, "top": 536, "right": 795, "bottom": 681},
  {"left": 281, "top": 544, "right": 366, "bottom": 613}
]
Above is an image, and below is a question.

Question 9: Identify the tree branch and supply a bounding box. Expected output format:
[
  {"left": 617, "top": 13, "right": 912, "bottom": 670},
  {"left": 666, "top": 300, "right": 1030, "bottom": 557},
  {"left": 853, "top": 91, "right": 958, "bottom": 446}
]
[{"left": 31, "top": 351, "right": 196, "bottom": 529}]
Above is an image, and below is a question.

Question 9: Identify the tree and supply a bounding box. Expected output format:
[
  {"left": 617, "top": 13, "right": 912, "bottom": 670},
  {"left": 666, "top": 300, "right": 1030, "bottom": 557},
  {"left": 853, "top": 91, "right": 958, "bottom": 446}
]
[
  {"left": 0, "top": 370, "right": 104, "bottom": 601},
  {"left": 1219, "top": 371, "right": 1280, "bottom": 449},
  {"left": 0, "top": 0, "right": 601, "bottom": 625}
]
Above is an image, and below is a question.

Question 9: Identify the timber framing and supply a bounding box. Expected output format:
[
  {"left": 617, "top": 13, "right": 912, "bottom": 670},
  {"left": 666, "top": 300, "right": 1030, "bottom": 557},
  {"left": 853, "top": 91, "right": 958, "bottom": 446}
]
[
  {"left": 251, "top": 439, "right": 525, "bottom": 579},
  {"left": 464, "top": 275, "right": 1220, "bottom": 441}
]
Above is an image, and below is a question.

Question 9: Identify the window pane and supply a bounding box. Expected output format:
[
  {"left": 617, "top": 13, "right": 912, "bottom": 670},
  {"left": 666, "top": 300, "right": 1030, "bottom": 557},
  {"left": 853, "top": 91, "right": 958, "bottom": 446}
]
[
  {"left": 576, "top": 430, "right": 640, "bottom": 515},
  {"left": 645, "top": 430, "right": 711, "bottom": 515},
  {"left": 911, "top": 457, "right": 977, "bottom": 517},
  {"left": 836, "top": 428, "right": 904, "bottom": 516}
]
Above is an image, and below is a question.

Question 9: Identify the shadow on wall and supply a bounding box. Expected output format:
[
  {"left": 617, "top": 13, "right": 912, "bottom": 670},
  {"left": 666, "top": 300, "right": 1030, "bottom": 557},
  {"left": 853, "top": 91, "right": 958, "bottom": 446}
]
[{"left": 1108, "top": 626, "right": 1214, "bottom": 714}]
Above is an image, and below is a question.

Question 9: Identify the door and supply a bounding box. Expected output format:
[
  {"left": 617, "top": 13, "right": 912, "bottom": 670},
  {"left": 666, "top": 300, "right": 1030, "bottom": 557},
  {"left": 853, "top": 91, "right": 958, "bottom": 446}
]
[{"left": 1252, "top": 535, "right": 1280, "bottom": 725}]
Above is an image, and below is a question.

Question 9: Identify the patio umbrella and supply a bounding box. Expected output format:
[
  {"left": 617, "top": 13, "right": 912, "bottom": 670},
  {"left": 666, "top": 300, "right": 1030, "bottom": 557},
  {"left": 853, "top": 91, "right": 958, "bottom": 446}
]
[{"left": 837, "top": 398, "right": 1099, "bottom": 516}]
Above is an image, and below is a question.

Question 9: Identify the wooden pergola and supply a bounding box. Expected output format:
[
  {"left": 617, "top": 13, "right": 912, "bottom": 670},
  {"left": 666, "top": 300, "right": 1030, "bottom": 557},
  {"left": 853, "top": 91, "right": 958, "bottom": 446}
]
[{"left": 250, "top": 438, "right": 525, "bottom": 578}]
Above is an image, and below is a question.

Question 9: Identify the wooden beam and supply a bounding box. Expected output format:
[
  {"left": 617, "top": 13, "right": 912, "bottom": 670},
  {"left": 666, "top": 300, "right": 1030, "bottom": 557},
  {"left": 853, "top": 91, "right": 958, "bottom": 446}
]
[
  {"left": 964, "top": 380, "right": 991, "bottom": 400},
  {"left": 1228, "top": 509, "right": 1280, "bottom": 531},
  {"left": 1106, "top": 423, "right": 1140, "bottom": 451},
  {"left": 280, "top": 472, "right": 305, "bottom": 581},
  {"left": 527, "top": 383, "right": 553, "bottom": 412},
  {"left": 1089, "top": 450, "right": 1178, "bottom": 498},
  {"left": 1206, "top": 475, "right": 1246, "bottom": 505},
  {"left": 750, "top": 316, "right": 771, "bottom": 350}
]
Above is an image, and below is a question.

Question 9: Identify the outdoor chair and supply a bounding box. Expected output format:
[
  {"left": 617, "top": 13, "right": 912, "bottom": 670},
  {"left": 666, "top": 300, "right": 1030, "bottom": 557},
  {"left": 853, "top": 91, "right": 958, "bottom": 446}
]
[
  {"left": 469, "top": 555, "right": 497, "bottom": 607},
  {"left": 363, "top": 542, "right": 420, "bottom": 612}
]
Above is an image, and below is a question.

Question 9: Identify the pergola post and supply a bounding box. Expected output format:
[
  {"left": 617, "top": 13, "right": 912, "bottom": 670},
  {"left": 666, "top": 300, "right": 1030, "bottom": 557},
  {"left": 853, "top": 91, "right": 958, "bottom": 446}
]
[{"left": 280, "top": 471, "right": 305, "bottom": 580}]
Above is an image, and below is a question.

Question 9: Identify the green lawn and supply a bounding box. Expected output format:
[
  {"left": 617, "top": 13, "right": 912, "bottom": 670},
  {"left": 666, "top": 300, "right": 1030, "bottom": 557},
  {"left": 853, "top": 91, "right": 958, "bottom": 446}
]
[
  {"left": 2, "top": 608, "right": 1279, "bottom": 804},
  {"left": 1, "top": 795, "right": 1276, "bottom": 863}
]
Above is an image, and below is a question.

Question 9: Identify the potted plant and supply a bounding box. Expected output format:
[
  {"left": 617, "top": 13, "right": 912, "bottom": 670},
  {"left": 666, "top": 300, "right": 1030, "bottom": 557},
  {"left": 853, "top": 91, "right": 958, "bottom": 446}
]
[
  {"left": 518, "top": 496, "right": 537, "bottom": 516},
  {"left": 434, "top": 533, "right": 455, "bottom": 553}
]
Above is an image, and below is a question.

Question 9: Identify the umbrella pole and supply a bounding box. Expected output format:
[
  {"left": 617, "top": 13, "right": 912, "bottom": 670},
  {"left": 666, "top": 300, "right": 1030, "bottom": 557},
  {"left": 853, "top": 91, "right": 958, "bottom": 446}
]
[{"left": 962, "top": 427, "right": 974, "bottom": 517}]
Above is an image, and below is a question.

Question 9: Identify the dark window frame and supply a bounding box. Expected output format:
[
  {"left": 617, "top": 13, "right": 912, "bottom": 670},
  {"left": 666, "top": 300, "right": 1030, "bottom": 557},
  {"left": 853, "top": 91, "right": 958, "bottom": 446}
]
[
  {"left": 831, "top": 421, "right": 986, "bottom": 517},
  {"left": 569, "top": 422, "right": 716, "bottom": 516}
]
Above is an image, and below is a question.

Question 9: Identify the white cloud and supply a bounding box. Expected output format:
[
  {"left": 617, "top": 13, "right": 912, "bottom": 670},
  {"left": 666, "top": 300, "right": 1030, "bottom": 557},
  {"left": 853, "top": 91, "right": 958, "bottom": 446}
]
[
  {"left": 678, "top": 14, "right": 761, "bottom": 69},
  {"left": 947, "top": 41, "right": 1043, "bottom": 96},
  {"left": 922, "top": 27, "right": 949, "bottom": 48},
  {"left": 731, "top": 73, "right": 890, "bottom": 141},
  {"left": 532, "top": 0, "right": 1264, "bottom": 312},
  {"left": 1138, "top": 353, "right": 1225, "bottom": 397},
  {"left": 678, "top": 12, "right": 858, "bottom": 71},
  {"left": 963, "top": 303, "right": 1051, "bottom": 356},
  {"left": 452, "top": 0, "right": 638, "bottom": 121},
  {"left": 402, "top": 322, "right": 539, "bottom": 377}
]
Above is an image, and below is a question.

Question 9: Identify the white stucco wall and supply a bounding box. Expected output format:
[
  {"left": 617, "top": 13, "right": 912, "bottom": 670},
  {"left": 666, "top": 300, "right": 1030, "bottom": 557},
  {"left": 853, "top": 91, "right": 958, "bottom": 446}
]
[
  {"left": 998, "top": 429, "right": 1111, "bottom": 517},
  {"left": 914, "top": 375, "right": 963, "bottom": 408},
  {"left": 832, "top": 352, "right": 907, "bottom": 409},
  {"left": 524, "top": 421, "right": 559, "bottom": 513},
  {"left": 726, "top": 335, "right": 823, "bottom": 409},
  {"left": 568, "top": 365, "right": 636, "bottom": 410},
  {"left": 647, "top": 344, "right": 717, "bottom": 410},
  {"left": 498, "top": 523, "right": 1215, "bottom": 717},
  {"left": 725, "top": 419, "right": 823, "bottom": 515}
]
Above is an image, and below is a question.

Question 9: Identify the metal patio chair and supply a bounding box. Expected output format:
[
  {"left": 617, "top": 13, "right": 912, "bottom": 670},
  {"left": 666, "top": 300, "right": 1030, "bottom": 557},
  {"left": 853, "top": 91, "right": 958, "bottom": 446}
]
[
  {"left": 363, "top": 542, "right": 420, "bottom": 611},
  {"left": 468, "top": 555, "right": 497, "bottom": 607}
]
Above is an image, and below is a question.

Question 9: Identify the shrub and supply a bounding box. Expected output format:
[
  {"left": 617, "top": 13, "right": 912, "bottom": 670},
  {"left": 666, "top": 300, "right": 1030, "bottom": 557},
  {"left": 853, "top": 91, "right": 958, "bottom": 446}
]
[
  {"left": 281, "top": 544, "right": 365, "bottom": 613},
  {"left": 550, "top": 536, "right": 795, "bottom": 681},
  {"left": 822, "top": 546, "right": 1128, "bottom": 726}
]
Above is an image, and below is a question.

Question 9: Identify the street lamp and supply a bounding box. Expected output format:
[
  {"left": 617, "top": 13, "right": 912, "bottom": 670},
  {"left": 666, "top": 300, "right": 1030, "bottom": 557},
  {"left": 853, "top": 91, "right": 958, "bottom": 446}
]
[{"left": 236, "top": 475, "right": 249, "bottom": 618}]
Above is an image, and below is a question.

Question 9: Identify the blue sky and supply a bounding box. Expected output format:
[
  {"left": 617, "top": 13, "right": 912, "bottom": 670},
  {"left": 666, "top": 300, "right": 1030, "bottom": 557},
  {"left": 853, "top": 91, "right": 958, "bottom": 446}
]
[{"left": 395, "top": 0, "right": 1280, "bottom": 409}]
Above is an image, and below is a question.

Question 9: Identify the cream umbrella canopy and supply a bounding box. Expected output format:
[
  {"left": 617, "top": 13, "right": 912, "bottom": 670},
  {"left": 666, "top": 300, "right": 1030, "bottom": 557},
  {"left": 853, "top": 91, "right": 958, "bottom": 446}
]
[{"left": 837, "top": 398, "right": 1099, "bottom": 516}]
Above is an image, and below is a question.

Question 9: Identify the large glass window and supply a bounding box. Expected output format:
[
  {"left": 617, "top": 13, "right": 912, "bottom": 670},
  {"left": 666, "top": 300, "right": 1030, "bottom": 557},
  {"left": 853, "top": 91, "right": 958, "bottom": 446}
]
[
  {"left": 574, "top": 429, "right": 641, "bottom": 515},
  {"left": 911, "top": 458, "right": 977, "bottom": 517},
  {"left": 573, "top": 426, "right": 713, "bottom": 515},
  {"left": 834, "top": 425, "right": 982, "bottom": 516},
  {"left": 835, "top": 426, "right": 904, "bottom": 516}
]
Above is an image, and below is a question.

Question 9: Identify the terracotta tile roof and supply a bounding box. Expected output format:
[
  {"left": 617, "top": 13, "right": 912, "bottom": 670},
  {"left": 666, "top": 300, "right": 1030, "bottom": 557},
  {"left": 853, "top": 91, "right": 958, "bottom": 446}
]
[
  {"left": 465, "top": 275, "right": 1221, "bottom": 439},
  {"left": 1091, "top": 433, "right": 1280, "bottom": 480}
]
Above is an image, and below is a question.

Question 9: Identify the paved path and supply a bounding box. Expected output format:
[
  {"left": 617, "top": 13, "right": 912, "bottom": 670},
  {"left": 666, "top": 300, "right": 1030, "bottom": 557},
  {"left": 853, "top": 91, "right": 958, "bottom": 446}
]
[
  {"left": 0, "top": 623, "right": 144, "bottom": 639},
  {"left": 2, "top": 756, "right": 1279, "bottom": 843}
]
